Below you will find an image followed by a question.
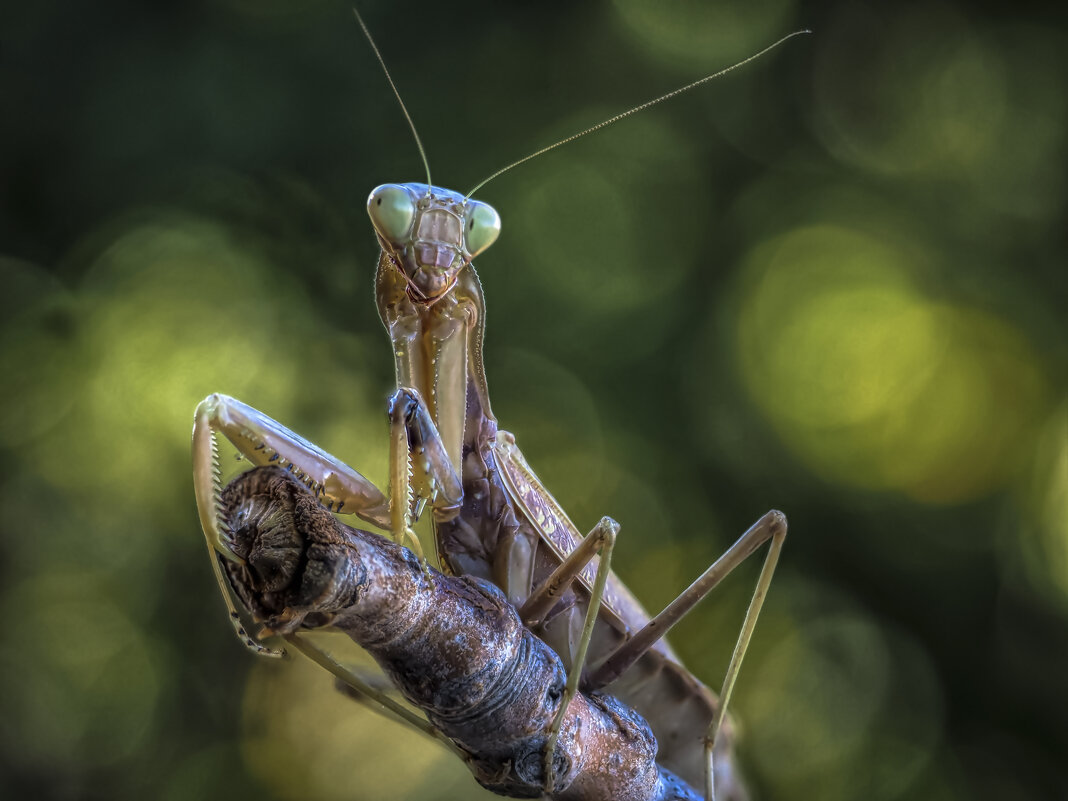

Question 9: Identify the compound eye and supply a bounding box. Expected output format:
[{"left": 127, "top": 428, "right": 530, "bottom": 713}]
[
  {"left": 367, "top": 184, "right": 416, "bottom": 241},
  {"left": 464, "top": 202, "right": 501, "bottom": 258}
]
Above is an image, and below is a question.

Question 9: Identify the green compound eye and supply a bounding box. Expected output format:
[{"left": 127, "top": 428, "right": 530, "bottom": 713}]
[
  {"left": 464, "top": 202, "right": 501, "bottom": 258},
  {"left": 367, "top": 184, "right": 416, "bottom": 241}
]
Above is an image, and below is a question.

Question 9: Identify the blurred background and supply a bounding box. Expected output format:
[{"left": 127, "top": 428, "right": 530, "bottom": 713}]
[{"left": 2, "top": 1, "right": 1065, "bottom": 799}]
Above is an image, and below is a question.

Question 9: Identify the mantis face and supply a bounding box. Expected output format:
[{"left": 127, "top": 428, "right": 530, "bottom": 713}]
[{"left": 367, "top": 182, "right": 501, "bottom": 303}]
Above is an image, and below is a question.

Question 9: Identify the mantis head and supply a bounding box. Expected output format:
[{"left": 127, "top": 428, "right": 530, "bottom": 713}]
[{"left": 368, "top": 182, "right": 501, "bottom": 303}]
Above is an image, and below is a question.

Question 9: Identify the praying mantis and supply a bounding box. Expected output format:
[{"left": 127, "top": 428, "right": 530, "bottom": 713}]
[{"left": 193, "top": 13, "right": 805, "bottom": 800}]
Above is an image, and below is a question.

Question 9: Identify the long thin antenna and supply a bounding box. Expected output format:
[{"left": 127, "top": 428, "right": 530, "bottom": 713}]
[
  {"left": 353, "top": 7, "right": 433, "bottom": 188},
  {"left": 465, "top": 29, "right": 811, "bottom": 199}
]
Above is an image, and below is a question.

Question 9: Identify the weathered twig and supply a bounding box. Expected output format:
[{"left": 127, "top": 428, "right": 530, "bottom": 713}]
[{"left": 218, "top": 466, "right": 702, "bottom": 801}]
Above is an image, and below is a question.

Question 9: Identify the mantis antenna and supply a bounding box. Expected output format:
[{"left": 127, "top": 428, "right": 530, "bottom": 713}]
[
  {"left": 353, "top": 7, "right": 433, "bottom": 189},
  {"left": 465, "top": 29, "right": 812, "bottom": 199}
]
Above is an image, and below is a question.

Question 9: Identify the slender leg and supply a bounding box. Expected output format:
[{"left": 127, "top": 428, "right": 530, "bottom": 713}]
[
  {"left": 285, "top": 634, "right": 468, "bottom": 761},
  {"left": 542, "top": 517, "right": 618, "bottom": 793},
  {"left": 586, "top": 510, "right": 786, "bottom": 688},
  {"left": 581, "top": 511, "right": 787, "bottom": 801},
  {"left": 519, "top": 518, "right": 613, "bottom": 627},
  {"left": 704, "top": 521, "right": 784, "bottom": 801}
]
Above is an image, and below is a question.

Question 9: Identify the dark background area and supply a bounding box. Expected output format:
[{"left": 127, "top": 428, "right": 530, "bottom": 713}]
[{"left": 1, "top": 1, "right": 1065, "bottom": 799}]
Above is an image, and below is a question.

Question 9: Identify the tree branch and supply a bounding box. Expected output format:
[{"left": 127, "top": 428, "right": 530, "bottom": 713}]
[{"left": 218, "top": 466, "right": 702, "bottom": 801}]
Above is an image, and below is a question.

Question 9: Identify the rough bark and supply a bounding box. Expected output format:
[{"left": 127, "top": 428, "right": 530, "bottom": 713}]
[{"left": 219, "top": 466, "right": 702, "bottom": 801}]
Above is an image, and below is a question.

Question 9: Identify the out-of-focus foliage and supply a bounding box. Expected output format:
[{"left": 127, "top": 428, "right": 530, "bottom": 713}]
[{"left": 1, "top": 2, "right": 1065, "bottom": 800}]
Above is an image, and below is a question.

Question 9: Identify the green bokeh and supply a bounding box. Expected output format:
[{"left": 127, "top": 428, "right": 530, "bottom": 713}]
[{"left": 1, "top": 2, "right": 1065, "bottom": 800}]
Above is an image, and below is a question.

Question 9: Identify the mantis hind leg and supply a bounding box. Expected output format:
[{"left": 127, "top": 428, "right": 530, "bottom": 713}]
[
  {"left": 584, "top": 511, "right": 787, "bottom": 801},
  {"left": 703, "top": 521, "right": 785, "bottom": 801}
]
